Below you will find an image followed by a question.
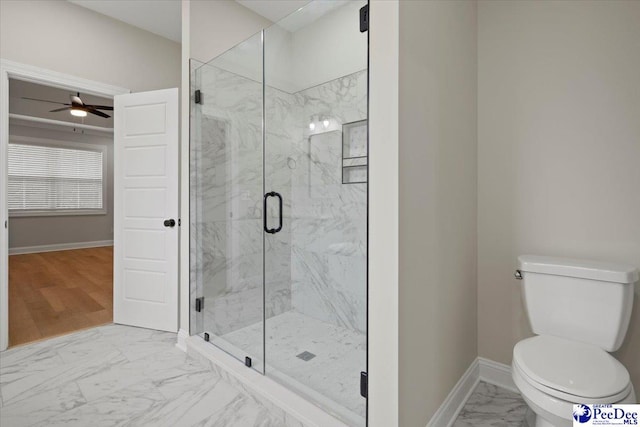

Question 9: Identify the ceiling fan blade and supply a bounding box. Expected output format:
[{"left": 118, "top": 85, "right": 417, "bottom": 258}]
[
  {"left": 50, "top": 107, "right": 72, "bottom": 112},
  {"left": 22, "top": 97, "right": 69, "bottom": 106},
  {"left": 84, "top": 105, "right": 113, "bottom": 111},
  {"left": 87, "top": 108, "right": 110, "bottom": 118}
]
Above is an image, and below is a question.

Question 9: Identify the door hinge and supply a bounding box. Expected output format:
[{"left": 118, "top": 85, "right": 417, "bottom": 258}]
[
  {"left": 204, "top": 332, "right": 210, "bottom": 342},
  {"left": 359, "top": 5, "right": 369, "bottom": 33},
  {"left": 4, "top": 220, "right": 7, "bottom": 229},
  {"left": 360, "top": 371, "right": 368, "bottom": 398},
  {"left": 245, "top": 356, "right": 252, "bottom": 368},
  {"left": 195, "top": 297, "right": 204, "bottom": 312},
  {"left": 194, "top": 90, "right": 202, "bottom": 104}
]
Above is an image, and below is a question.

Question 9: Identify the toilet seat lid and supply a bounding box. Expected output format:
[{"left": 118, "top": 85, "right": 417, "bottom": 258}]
[{"left": 513, "top": 335, "right": 630, "bottom": 399}]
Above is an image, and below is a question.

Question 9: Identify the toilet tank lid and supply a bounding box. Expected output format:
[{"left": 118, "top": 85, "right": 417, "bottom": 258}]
[{"left": 518, "top": 255, "right": 639, "bottom": 284}]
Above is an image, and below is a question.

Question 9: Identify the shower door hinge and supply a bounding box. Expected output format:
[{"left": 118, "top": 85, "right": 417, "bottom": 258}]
[
  {"left": 195, "top": 297, "right": 204, "bottom": 312},
  {"left": 360, "top": 371, "right": 368, "bottom": 398},
  {"left": 245, "top": 357, "right": 252, "bottom": 368},
  {"left": 194, "top": 90, "right": 202, "bottom": 104},
  {"left": 178, "top": 218, "right": 181, "bottom": 226},
  {"left": 359, "top": 5, "right": 369, "bottom": 33}
]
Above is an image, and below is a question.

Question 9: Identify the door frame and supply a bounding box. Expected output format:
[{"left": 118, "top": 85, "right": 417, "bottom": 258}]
[{"left": 0, "top": 59, "right": 129, "bottom": 351}]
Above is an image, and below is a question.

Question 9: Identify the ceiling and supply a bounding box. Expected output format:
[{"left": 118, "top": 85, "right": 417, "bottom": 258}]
[
  {"left": 262, "top": 0, "right": 349, "bottom": 32},
  {"left": 9, "top": 79, "right": 114, "bottom": 129},
  {"left": 236, "top": 0, "right": 311, "bottom": 23},
  {"left": 68, "top": 0, "right": 182, "bottom": 43},
  {"left": 67, "top": 1, "right": 318, "bottom": 43}
]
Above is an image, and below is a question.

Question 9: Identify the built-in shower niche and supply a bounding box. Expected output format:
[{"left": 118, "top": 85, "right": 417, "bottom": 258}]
[
  {"left": 190, "top": 1, "right": 368, "bottom": 426},
  {"left": 342, "top": 120, "right": 368, "bottom": 184}
]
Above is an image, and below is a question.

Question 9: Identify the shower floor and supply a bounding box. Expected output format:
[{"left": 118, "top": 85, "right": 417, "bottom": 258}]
[{"left": 207, "top": 310, "right": 366, "bottom": 425}]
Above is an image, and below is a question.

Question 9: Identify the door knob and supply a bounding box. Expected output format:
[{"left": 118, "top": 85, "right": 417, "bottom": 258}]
[{"left": 164, "top": 219, "right": 176, "bottom": 227}]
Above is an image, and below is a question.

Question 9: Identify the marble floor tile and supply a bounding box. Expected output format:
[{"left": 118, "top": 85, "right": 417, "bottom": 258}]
[
  {"left": 55, "top": 332, "right": 120, "bottom": 364},
  {"left": 453, "top": 382, "right": 528, "bottom": 427},
  {"left": 0, "top": 323, "right": 307, "bottom": 427},
  {"left": 30, "top": 381, "right": 168, "bottom": 427},
  {"left": 75, "top": 354, "right": 156, "bottom": 402},
  {"left": 2, "top": 347, "right": 126, "bottom": 406},
  {"left": 0, "top": 381, "right": 86, "bottom": 427},
  {"left": 195, "top": 392, "right": 290, "bottom": 427},
  {"left": 135, "top": 376, "right": 247, "bottom": 427}
]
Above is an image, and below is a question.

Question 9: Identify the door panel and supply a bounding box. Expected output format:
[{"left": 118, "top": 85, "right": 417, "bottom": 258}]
[
  {"left": 114, "top": 88, "right": 179, "bottom": 332},
  {"left": 190, "top": 32, "right": 265, "bottom": 372},
  {"left": 263, "top": 3, "right": 368, "bottom": 424}
]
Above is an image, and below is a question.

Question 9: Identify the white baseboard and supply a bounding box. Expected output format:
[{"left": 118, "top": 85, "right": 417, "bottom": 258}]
[
  {"left": 175, "top": 329, "right": 188, "bottom": 352},
  {"left": 426, "top": 357, "right": 519, "bottom": 427},
  {"left": 478, "top": 357, "right": 518, "bottom": 393},
  {"left": 8, "top": 240, "right": 113, "bottom": 255},
  {"left": 427, "top": 358, "right": 480, "bottom": 427}
]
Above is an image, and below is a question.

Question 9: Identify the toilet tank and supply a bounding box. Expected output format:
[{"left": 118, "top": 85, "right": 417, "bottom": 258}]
[{"left": 518, "top": 255, "right": 638, "bottom": 352}]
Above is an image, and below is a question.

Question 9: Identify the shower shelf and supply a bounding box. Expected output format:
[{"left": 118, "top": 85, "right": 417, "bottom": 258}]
[{"left": 342, "top": 120, "right": 368, "bottom": 184}]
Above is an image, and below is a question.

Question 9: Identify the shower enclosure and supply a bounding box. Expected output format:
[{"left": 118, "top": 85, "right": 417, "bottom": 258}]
[{"left": 190, "top": 1, "right": 368, "bottom": 425}]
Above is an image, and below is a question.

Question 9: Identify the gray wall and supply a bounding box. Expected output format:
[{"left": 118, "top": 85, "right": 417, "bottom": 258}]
[
  {"left": 398, "top": 1, "right": 478, "bottom": 426},
  {"left": 0, "top": 0, "right": 180, "bottom": 92},
  {"left": 478, "top": 0, "right": 640, "bottom": 395},
  {"left": 8, "top": 125, "right": 114, "bottom": 250},
  {"left": 190, "top": 0, "right": 270, "bottom": 63},
  {"left": 1, "top": 0, "right": 181, "bottom": 248}
]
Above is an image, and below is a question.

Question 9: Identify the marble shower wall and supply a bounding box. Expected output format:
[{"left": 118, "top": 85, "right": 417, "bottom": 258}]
[
  {"left": 191, "top": 65, "right": 368, "bottom": 339},
  {"left": 264, "top": 85, "right": 300, "bottom": 321},
  {"left": 289, "top": 70, "right": 368, "bottom": 333}
]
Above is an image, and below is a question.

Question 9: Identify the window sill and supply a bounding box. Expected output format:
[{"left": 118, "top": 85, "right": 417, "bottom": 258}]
[{"left": 9, "top": 209, "right": 107, "bottom": 218}]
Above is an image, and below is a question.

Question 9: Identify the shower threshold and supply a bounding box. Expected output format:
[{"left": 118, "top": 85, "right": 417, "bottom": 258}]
[{"left": 199, "top": 310, "right": 366, "bottom": 427}]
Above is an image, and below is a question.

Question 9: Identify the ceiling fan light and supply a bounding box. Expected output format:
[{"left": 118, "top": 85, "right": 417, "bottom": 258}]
[{"left": 70, "top": 108, "right": 87, "bottom": 117}]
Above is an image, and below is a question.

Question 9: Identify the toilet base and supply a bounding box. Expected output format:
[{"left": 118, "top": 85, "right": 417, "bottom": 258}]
[
  {"left": 520, "top": 394, "right": 572, "bottom": 427},
  {"left": 519, "top": 384, "right": 637, "bottom": 427},
  {"left": 523, "top": 408, "right": 537, "bottom": 427},
  {"left": 534, "top": 418, "right": 555, "bottom": 427},
  {"left": 513, "top": 361, "right": 636, "bottom": 427},
  {"left": 530, "top": 411, "right": 563, "bottom": 427}
]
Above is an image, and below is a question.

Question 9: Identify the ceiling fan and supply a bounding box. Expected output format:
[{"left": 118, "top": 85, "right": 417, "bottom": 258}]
[{"left": 22, "top": 92, "right": 113, "bottom": 118}]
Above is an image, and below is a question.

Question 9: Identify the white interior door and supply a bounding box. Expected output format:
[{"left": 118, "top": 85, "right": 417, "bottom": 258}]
[{"left": 114, "top": 88, "right": 179, "bottom": 332}]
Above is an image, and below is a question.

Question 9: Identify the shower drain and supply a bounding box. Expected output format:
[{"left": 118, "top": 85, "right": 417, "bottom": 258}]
[{"left": 296, "top": 351, "right": 316, "bottom": 361}]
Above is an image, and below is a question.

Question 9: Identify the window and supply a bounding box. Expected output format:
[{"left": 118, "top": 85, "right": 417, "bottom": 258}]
[{"left": 8, "top": 139, "right": 107, "bottom": 216}]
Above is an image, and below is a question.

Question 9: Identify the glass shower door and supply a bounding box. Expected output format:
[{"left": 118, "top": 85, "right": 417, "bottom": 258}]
[
  {"left": 191, "top": 1, "right": 369, "bottom": 423},
  {"left": 191, "top": 32, "right": 265, "bottom": 372},
  {"left": 263, "top": 2, "right": 368, "bottom": 425}
]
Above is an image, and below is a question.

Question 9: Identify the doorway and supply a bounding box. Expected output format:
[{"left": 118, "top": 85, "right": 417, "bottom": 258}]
[
  {"left": 0, "top": 59, "right": 130, "bottom": 351},
  {"left": 6, "top": 79, "right": 116, "bottom": 347}
]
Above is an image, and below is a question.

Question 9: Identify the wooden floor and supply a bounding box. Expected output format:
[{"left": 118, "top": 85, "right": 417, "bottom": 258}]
[{"left": 8, "top": 246, "right": 113, "bottom": 347}]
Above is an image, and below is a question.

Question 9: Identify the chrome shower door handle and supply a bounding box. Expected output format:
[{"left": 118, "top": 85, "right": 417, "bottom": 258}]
[{"left": 263, "top": 191, "right": 283, "bottom": 234}]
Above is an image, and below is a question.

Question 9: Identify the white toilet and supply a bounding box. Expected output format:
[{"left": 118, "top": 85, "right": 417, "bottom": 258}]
[{"left": 512, "top": 255, "right": 639, "bottom": 427}]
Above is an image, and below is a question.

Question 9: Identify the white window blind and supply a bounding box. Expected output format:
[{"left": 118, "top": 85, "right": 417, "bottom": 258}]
[{"left": 8, "top": 143, "right": 104, "bottom": 213}]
